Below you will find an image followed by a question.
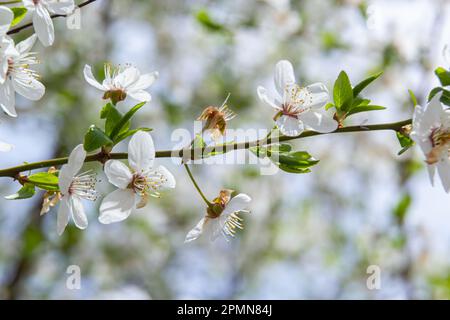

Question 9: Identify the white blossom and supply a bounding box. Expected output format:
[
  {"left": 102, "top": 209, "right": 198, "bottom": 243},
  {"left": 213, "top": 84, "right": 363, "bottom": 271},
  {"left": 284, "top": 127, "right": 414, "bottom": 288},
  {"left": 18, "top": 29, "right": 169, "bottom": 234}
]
[
  {"left": 57, "top": 144, "right": 97, "bottom": 235},
  {"left": 0, "top": 34, "right": 45, "bottom": 117},
  {"left": 411, "top": 93, "right": 450, "bottom": 192},
  {"left": 23, "top": 0, "right": 75, "bottom": 47},
  {"left": 84, "top": 64, "right": 158, "bottom": 103},
  {"left": 257, "top": 60, "right": 337, "bottom": 136},
  {"left": 185, "top": 190, "right": 251, "bottom": 242},
  {"left": 99, "top": 131, "right": 176, "bottom": 224}
]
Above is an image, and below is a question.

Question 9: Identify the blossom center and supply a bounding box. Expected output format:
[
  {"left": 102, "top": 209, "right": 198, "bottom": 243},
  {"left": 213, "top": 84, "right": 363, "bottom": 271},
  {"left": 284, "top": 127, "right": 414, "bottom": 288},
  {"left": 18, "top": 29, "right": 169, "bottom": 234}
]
[
  {"left": 68, "top": 172, "right": 97, "bottom": 201},
  {"left": 427, "top": 127, "right": 450, "bottom": 164},
  {"left": 130, "top": 171, "right": 168, "bottom": 197},
  {"left": 280, "top": 84, "right": 313, "bottom": 118},
  {"left": 6, "top": 54, "right": 40, "bottom": 80}
]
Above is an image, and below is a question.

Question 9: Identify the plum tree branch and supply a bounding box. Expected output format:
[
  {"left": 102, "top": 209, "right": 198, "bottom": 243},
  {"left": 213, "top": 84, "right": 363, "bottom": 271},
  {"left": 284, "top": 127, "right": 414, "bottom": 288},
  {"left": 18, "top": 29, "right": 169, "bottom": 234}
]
[
  {"left": 6, "top": 0, "right": 98, "bottom": 35},
  {"left": 0, "top": 119, "right": 412, "bottom": 178}
]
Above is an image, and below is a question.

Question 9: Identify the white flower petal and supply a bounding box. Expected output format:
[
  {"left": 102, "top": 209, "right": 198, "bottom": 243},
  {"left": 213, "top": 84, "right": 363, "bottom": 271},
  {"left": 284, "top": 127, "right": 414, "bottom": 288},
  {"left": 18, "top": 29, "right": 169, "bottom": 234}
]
[
  {"left": 45, "top": 0, "right": 75, "bottom": 15},
  {"left": 257, "top": 86, "right": 281, "bottom": 110},
  {"left": 0, "top": 140, "right": 13, "bottom": 152},
  {"left": 67, "top": 144, "right": 86, "bottom": 176},
  {"left": 427, "top": 164, "right": 436, "bottom": 186},
  {"left": 151, "top": 165, "right": 176, "bottom": 190},
  {"left": 437, "top": 160, "right": 450, "bottom": 193},
  {"left": 16, "top": 34, "right": 37, "bottom": 54},
  {"left": 33, "top": 3, "right": 55, "bottom": 47},
  {"left": 22, "top": 0, "right": 36, "bottom": 11},
  {"left": 12, "top": 76, "right": 45, "bottom": 101},
  {"left": 58, "top": 164, "right": 73, "bottom": 194},
  {"left": 210, "top": 219, "right": 224, "bottom": 242},
  {"left": 184, "top": 217, "right": 208, "bottom": 243},
  {"left": 83, "top": 65, "right": 106, "bottom": 91},
  {"left": 57, "top": 197, "right": 70, "bottom": 235},
  {"left": 128, "top": 131, "right": 155, "bottom": 172},
  {"left": 0, "top": 6, "right": 13, "bottom": 36},
  {"left": 115, "top": 66, "right": 140, "bottom": 89},
  {"left": 276, "top": 115, "right": 304, "bottom": 136},
  {"left": 305, "top": 82, "right": 329, "bottom": 109},
  {"left": 299, "top": 111, "right": 338, "bottom": 133},
  {"left": 127, "top": 72, "right": 158, "bottom": 91},
  {"left": 99, "top": 188, "right": 136, "bottom": 224},
  {"left": 104, "top": 160, "right": 133, "bottom": 189},
  {"left": 127, "top": 90, "right": 151, "bottom": 102},
  {"left": 0, "top": 80, "right": 16, "bottom": 117},
  {"left": 222, "top": 193, "right": 251, "bottom": 216},
  {"left": 70, "top": 196, "right": 88, "bottom": 229},
  {"left": 274, "top": 60, "right": 296, "bottom": 96}
]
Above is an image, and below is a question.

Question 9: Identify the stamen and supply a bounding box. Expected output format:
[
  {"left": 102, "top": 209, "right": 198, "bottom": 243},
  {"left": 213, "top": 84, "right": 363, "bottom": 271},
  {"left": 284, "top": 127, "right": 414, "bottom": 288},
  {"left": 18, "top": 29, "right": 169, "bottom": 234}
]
[
  {"left": 281, "top": 84, "right": 313, "bottom": 117},
  {"left": 131, "top": 171, "right": 168, "bottom": 198},
  {"left": 68, "top": 171, "right": 98, "bottom": 201},
  {"left": 222, "top": 211, "right": 247, "bottom": 239},
  {"left": 427, "top": 127, "right": 450, "bottom": 164}
]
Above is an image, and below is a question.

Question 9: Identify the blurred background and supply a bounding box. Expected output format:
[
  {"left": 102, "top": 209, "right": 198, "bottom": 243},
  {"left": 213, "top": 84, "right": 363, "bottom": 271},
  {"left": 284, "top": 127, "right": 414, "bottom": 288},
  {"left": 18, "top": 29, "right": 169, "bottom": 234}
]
[{"left": 0, "top": 0, "right": 450, "bottom": 299}]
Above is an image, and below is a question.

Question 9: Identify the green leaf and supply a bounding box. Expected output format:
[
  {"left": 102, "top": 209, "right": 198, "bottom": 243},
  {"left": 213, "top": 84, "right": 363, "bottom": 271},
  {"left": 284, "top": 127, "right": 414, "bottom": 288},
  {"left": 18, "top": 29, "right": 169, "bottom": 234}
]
[
  {"left": 10, "top": 7, "right": 28, "bottom": 27},
  {"left": 114, "top": 127, "right": 153, "bottom": 144},
  {"left": 346, "top": 105, "right": 386, "bottom": 116},
  {"left": 83, "top": 125, "right": 113, "bottom": 152},
  {"left": 109, "top": 102, "right": 146, "bottom": 141},
  {"left": 333, "top": 71, "right": 353, "bottom": 111},
  {"left": 435, "top": 67, "right": 450, "bottom": 87},
  {"left": 250, "top": 145, "right": 319, "bottom": 174},
  {"left": 196, "top": 9, "right": 227, "bottom": 33},
  {"left": 100, "top": 103, "right": 125, "bottom": 136},
  {"left": 5, "top": 183, "right": 36, "bottom": 200},
  {"left": 28, "top": 172, "right": 59, "bottom": 191},
  {"left": 408, "top": 89, "right": 418, "bottom": 106},
  {"left": 428, "top": 87, "right": 450, "bottom": 106},
  {"left": 352, "top": 71, "right": 383, "bottom": 97},
  {"left": 396, "top": 131, "right": 414, "bottom": 155},
  {"left": 324, "top": 102, "right": 335, "bottom": 110},
  {"left": 393, "top": 193, "right": 411, "bottom": 224}
]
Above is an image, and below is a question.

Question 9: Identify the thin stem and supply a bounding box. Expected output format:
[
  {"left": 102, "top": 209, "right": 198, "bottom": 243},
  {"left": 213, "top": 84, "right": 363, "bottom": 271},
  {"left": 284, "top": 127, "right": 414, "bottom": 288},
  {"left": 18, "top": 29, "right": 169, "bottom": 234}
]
[
  {"left": 0, "top": 0, "right": 22, "bottom": 5},
  {"left": 7, "top": 0, "right": 99, "bottom": 35},
  {"left": 0, "top": 119, "right": 412, "bottom": 178},
  {"left": 183, "top": 164, "right": 213, "bottom": 208}
]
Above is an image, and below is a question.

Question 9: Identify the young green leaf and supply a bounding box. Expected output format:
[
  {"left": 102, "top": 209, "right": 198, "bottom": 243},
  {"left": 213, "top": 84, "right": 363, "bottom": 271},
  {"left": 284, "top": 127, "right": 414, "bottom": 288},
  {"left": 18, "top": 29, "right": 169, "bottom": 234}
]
[
  {"left": 5, "top": 183, "right": 36, "bottom": 200},
  {"left": 100, "top": 103, "right": 125, "bottom": 136},
  {"left": 435, "top": 67, "right": 450, "bottom": 87},
  {"left": 10, "top": 7, "right": 28, "bottom": 27},
  {"left": 396, "top": 131, "right": 414, "bottom": 155},
  {"left": 196, "top": 9, "right": 228, "bottom": 33},
  {"left": 28, "top": 172, "right": 59, "bottom": 191},
  {"left": 333, "top": 71, "right": 353, "bottom": 111},
  {"left": 428, "top": 87, "right": 450, "bottom": 106},
  {"left": 346, "top": 105, "right": 386, "bottom": 116},
  {"left": 109, "top": 102, "right": 146, "bottom": 141},
  {"left": 84, "top": 125, "right": 113, "bottom": 152},
  {"left": 250, "top": 145, "right": 319, "bottom": 174},
  {"left": 408, "top": 89, "right": 418, "bottom": 107},
  {"left": 352, "top": 71, "right": 383, "bottom": 97},
  {"left": 114, "top": 127, "right": 153, "bottom": 144}
]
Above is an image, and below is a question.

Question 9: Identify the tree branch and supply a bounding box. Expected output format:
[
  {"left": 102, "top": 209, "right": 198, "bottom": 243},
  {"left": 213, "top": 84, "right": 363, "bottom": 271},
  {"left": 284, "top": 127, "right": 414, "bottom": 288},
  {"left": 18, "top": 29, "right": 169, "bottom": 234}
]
[
  {"left": 0, "top": 119, "right": 412, "bottom": 178},
  {"left": 6, "top": 0, "right": 99, "bottom": 35}
]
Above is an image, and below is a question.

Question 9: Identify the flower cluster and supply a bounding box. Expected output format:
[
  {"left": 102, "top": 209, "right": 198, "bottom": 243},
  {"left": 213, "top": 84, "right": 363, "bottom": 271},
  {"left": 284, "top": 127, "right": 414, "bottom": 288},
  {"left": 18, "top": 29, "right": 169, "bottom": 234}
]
[
  {"left": 0, "top": 7, "right": 44, "bottom": 119},
  {"left": 0, "top": 1, "right": 76, "bottom": 151}
]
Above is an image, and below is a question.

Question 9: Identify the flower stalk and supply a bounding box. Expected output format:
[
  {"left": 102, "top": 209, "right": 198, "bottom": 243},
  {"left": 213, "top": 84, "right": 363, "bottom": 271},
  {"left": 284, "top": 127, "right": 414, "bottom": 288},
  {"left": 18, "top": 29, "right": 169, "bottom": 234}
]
[{"left": 184, "top": 164, "right": 213, "bottom": 208}]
